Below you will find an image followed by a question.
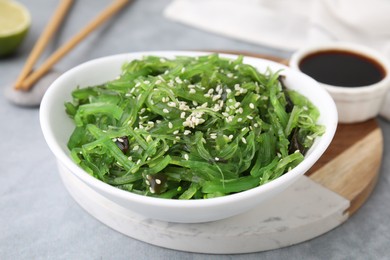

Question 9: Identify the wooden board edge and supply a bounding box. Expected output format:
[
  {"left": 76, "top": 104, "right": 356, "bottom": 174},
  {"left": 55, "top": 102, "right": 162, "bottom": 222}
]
[
  {"left": 206, "top": 50, "right": 383, "bottom": 217},
  {"left": 309, "top": 128, "right": 383, "bottom": 215}
]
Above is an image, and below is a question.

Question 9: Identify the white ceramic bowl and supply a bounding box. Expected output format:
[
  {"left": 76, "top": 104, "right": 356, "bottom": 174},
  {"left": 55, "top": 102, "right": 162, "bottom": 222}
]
[
  {"left": 40, "top": 51, "right": 338, "bottom": 223},
  {"left": 289, "top": 42, "right": 390, "bottom": 123}
]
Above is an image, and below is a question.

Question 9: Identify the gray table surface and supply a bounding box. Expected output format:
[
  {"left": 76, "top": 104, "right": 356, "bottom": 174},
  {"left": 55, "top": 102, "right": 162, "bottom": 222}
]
[{"left": 1, "top": 0, "right": 389, "bottom": 259}]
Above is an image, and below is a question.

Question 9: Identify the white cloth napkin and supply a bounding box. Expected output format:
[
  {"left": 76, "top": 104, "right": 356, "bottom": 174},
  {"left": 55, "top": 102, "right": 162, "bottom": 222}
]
[
  {"left": 164, "top": 0, "right": 390, "bottom": 55},
  {"left": 164, "top": 0, "right": 390, "bottom": 120}
]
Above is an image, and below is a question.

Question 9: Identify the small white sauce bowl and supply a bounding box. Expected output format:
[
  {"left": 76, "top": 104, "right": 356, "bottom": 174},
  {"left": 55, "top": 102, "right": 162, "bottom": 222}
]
[
  {"left": 40, "top": 51, "right": 337, "bottom": 223},
  {"left": 289, "top": 42, "right": 390, "bottom": 123}
]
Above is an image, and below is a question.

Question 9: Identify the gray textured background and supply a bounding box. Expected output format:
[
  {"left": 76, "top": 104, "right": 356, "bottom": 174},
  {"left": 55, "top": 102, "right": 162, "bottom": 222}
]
[{"left": 1, "top": 0, "right": 389, "bottom": 259}]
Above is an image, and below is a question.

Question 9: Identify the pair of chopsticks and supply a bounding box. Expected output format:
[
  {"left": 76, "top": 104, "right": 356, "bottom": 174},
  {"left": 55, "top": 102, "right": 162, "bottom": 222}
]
[{"left": 14, "top": 0, "right": 130, "bottom": 91}]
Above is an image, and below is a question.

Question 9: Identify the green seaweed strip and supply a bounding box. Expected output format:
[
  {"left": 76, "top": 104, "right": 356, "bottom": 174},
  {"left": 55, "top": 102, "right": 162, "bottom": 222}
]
[{"left": 65, "top": 54, "right": 324, "bottom": 199}]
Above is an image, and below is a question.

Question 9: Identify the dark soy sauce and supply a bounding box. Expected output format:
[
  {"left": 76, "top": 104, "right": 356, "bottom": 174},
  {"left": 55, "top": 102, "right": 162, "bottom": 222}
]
[{"left": 299, "top": 50, "right": 386, "bottom": 87}]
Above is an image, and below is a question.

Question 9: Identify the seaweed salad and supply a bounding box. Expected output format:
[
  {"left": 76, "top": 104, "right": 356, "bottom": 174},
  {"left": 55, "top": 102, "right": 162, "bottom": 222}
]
[{"left": 65, "top": 54, "right": 324, "bottom": 199}]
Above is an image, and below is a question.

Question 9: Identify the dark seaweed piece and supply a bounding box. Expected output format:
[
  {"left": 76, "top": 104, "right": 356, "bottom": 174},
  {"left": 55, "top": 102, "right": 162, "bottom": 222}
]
[
  {"left": 115, "top": 136, "right": 129, "bottom": 154},
  {"left": 288, "top": 128, "right": 307, "bottom": 155},
  {"left": 278, "top": 75, "right": 294, "bottom": 113}
]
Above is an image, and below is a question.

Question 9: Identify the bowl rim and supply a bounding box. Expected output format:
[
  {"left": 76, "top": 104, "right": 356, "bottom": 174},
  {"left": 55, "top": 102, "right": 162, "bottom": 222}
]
[
  {"left": 289, "top": 42, "right": 390, "bottom": 94},
  {"left": 40, "top": 50, "right": 338, "bottom": 209}
]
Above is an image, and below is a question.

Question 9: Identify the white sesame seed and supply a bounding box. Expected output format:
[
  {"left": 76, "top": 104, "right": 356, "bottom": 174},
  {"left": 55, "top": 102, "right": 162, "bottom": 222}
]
[
  {"left": 155, "top": 79, "right": 162, "bottom": 85},
  {"left": 133, "top": 145, "right": 139, "bottom": 151},
  {"left": 173, "top": 130, "right": 179, "bottom": 135},
  {"left": 167, "top": 101, "right": 176, "bottom": 107},
  {"left": 189, "top": 89, "right": 196, "bottom": 94},
  {"left": 181, "top": 67, "right": 186, "bottom": 73},
  {"left": 163, "top": 108, "right": 170, "bottom": 114},
  {"left": 204, "top": 93, "right": 211, "bottom": 98},
  {"left": 135, "top": 82, "right": 141, "bottom": 87},
  {"left": 228, "top": 134, "right": 233, "bottom": 140},
  {"left": 247, "top": 115, "right": 254, "bottom": 120},
  {"left": 237, "top": 118, "right": 243, "bottom": 122},
  {"left": 227, "top": 73, "right": 233, "bottom": 78},
  {"left": 235, "top": 102, "right": 241, "bottom": 108},
  {"left": 143, "top": 80, "right": 150, "bottom": 84},
  {"left": 197, "top": 118, "right": 205, "bottom": 124},
  {"left": 239, "top": 88, "right": 247, "bottom": 94},
  {"left": 241, "top": 127, "right": 247, "bottom": 132},
  {"left": 192, "top": 100, "right": 198, "bottom": 106},
  {"left": 175, "top": 77, "right": 183, "bottom": 84},
  {"left": 226, "top": 88, "right": 232, "bottom": 94},
  {"left": 145, "top": 180, "right": 150, "bottom": 185},
  {"left": 237, "top": 107, "right": 243, "bottom": 114},
  {"left": 117, "top": 138, "right": 124, "bottom": 143},
  {"left": 127, "top": 156, "right": 132, "bottom": 161},
  {"left": 188, "top": 84, "right": 195, "bottom": 89},
  {"left": 234, "top": 84, "right": 241, "bottom": 90},
  {"left": 213, "top": 104, "right": 221, "bottom": 112},
  {"left": 184, "top": 130, "right": 191, "bottom": 135},
  {"left": 179, "top": 101, "right": 190, "bottom": 110},
  {"left": 149, "top": 187, "right": 155, "bottom": 193},
  {"left": 155, "top": 179, "right": 162, "bottom": 184},
  {"left": 136, "top": 159, "right": 141, "bottom": 165},
  {"left": 168, "top": 122, "right": 173, "bottom": 128},
  {"left": 234, "top": 64, "right": 239, "bottom": 70},
  {"left": 242, "top": 137, "right": 247, "bottom": 144},
  {"left": 180, "top": 112, "right": 186, "bottom": 119},
  {"left": 249, "top": 103, "right": 255, "bottom": 109},
  {"left": 184, "top": 154, "right": 189, "bottom": 160},
  {"left": 212, "top": 94, "right": 221, "bottom": 101},
  {"left": 215, "top": 157, "right": 220, "bottom": 161},
  {"left": 208, "top": 88, "right": 214, "bottom": 94},
  {"left": 112, "top": 138, "right": 117, "bottom": 142}
]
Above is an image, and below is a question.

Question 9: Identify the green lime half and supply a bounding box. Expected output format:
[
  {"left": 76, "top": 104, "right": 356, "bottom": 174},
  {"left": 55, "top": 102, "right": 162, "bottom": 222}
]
[{"left": 0, "top": 0, "right": 31, "bottom": 57}]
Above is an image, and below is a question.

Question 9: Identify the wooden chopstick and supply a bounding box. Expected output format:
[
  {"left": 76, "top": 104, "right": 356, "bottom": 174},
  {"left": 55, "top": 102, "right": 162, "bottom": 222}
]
[
  {"left": 14, "top": 0, "right": 74, "bottom": 90},
  {"left": 19, "top": 0, "right": 130, "bottom": 91}
]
